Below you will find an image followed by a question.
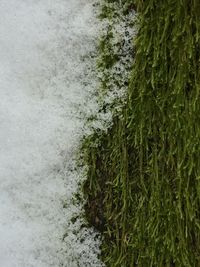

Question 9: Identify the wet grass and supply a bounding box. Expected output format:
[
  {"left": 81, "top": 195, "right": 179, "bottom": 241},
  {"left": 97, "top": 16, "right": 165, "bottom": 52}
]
[{"left": 83, "top": 0, "right": 200, "bottom": 266}]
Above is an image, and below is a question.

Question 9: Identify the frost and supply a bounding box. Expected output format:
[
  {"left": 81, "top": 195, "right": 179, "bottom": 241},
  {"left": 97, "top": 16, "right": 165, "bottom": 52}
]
[
  {"left": 84, "top": 2, "right": 137, "bottom": 134},
  {"left": 0, "top": 0, "right": 102, "bottom": 266}
]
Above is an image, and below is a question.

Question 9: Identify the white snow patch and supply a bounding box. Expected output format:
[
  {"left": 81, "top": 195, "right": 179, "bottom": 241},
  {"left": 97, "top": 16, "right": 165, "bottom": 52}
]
[{"left": 0, "top": 0, "right": 102, "bottom": 266}]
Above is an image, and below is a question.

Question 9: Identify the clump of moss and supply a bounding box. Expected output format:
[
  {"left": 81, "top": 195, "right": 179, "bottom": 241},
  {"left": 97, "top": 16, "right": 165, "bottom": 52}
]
[
  {"left": 83, "top": 0, "right": 136, "bottom": 234},
  {"left": 84, "top": 0, "right": 200, "bottom": 266}
]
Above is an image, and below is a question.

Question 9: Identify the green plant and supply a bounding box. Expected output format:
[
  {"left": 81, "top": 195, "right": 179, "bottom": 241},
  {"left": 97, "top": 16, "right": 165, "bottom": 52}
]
[{"left": 84, "top": 0, "right": 200, "bottom": 266}]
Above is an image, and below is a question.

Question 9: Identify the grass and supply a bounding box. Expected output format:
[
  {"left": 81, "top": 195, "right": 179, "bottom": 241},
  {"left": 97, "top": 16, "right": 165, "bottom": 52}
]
[{"left": 83, "top": 0, "right": 200, "bottom": 266}]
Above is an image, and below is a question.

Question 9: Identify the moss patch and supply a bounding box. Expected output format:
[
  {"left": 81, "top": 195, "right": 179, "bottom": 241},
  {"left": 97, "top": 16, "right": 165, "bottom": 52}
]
[{"left": 84, "top": 0, "right": 200, "bottom": 266}]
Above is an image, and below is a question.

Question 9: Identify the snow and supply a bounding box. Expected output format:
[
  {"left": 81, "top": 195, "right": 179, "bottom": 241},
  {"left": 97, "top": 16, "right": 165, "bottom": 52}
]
[{"left": 0, "top": 0, "right": 102, "bottom": 266}]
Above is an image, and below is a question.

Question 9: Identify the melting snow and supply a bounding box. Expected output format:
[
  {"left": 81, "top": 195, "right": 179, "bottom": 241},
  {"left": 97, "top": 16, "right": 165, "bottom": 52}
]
[{"left": 0, "top": 0, "right": 102, "bottom": 266}]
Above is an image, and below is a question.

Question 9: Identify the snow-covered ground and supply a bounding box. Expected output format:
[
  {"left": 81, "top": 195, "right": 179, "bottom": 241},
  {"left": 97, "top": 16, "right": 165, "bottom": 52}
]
[{"left": 0, "top": 0, "right": 102, "bottom": 266}]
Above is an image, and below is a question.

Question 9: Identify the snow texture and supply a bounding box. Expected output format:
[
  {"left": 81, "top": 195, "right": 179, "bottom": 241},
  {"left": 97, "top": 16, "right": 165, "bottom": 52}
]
[
  {"left": 84, "top": 3, "right": 137, "bottom": 136},
  {"left": 0, "top": 0, "right": 102, "bottom": 266}
]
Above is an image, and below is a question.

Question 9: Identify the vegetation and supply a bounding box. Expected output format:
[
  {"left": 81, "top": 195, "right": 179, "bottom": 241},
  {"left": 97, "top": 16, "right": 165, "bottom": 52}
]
[{"left": 83, "top": 0, "right": 200, "bottom": 266}]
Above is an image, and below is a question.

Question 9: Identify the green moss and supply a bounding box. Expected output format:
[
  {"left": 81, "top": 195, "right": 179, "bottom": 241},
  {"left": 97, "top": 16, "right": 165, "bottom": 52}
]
[{"left": 84, "top": 0, "right": 200, "bottom": 266}]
